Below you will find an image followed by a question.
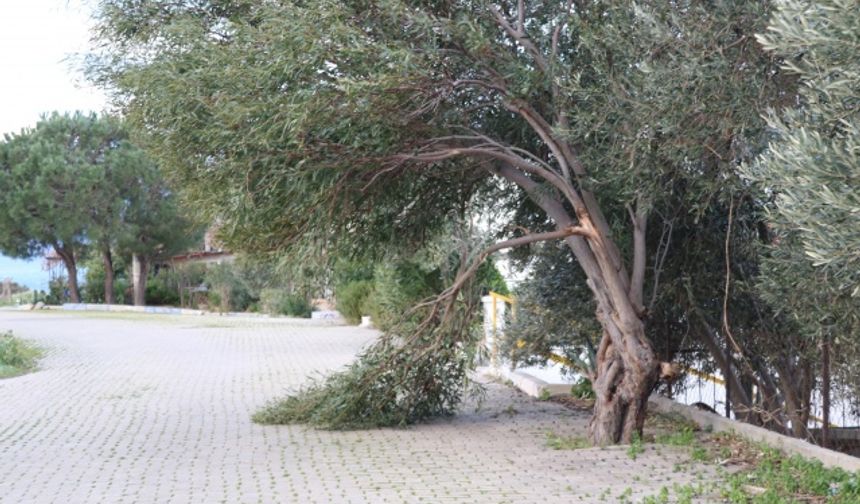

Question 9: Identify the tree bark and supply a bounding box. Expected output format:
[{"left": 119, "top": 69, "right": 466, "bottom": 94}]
[
  {"left": 778, "top": 357, "right": 813, "bottom": 439},
  {"left": 492, "top": 164, "right": 661, "bottom": 444},
  {"left": 589, "top": 324, "right": 660, "bottom": 444},
  {"left": 53, "top": 243, "right": 81, "bottom": 303},
  {"left": 821, "top": 334, "right": 831, "bottom": 448},
  {"left": 132, "top": 254, "right": 148, "bottom": 306},
  {"left": 102, "top": 248, "right": 116, "bottom": 304}
]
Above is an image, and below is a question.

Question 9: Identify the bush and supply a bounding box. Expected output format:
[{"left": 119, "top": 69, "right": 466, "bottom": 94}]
[
  {"left": 204, "top": 262, "right": 256, "bottom": 312},
  {"left": 146, "top": 270, "right": 181, "bottom": 306},
  {"left": 260, "top": 289, "right": 313, "bottom": 318},
  {"left": 45, "top": 277, "right": 67, "bottom": 305},
  {"left": 336, "top": 280, "right": 373, "bottom": 324},
  {"left": 82, "top": 255, "right": 129, "bottom": 303},
  {"left": 0, "top": 331, "right": 41, "bottom": 377},
  {"left": 282, "top": 294, "right": 313, "bottom": 318},
  {"left": 362, "top": 261, "right": 441, "bottom": 331},
  {"left": 571, "top": 377, "right": 595, "bottom": 400}
]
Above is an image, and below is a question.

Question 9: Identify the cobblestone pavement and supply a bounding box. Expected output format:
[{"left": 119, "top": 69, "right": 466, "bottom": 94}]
[{"left": 0, "top": 311, "right": 719, "bottom": 503}]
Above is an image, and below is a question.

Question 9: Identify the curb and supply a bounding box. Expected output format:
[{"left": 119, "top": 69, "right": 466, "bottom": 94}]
[
  {"left": 649, "top": 395, "right": 860, "bottom": 471},
  {"left": 478, "top": 366, "right": 572, "bottom": 397},
  {"left": 56, "top": 303, "right": 347, "bottom": 325}
]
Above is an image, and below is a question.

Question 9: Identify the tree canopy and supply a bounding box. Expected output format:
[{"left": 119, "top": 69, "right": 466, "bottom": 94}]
[
  {"left": 0, "top": 112, "right": 197, "bottom": 303},
  {"left": 88, "top": 0, "right": 858, "bottom": 445}
]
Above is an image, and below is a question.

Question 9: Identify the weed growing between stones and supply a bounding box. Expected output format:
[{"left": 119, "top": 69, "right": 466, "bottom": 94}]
[
  {"left": 545, "top": 431, "right": 590, "bottom": 450},
  {"left": 0, "top": 330, "right": 41, "bottom": 378}
]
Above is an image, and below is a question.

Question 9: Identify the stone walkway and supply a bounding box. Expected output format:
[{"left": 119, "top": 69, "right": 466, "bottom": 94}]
[{"left": 0, "top": 311, "right": 717, "bottom": 503}]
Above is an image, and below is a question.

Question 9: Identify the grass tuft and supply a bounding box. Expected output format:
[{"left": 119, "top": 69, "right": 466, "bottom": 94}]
[{"left": 0, "top": 331, "right": 42, "bottom": 378}]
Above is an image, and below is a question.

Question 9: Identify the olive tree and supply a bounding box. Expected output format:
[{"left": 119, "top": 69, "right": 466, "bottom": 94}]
[
  {"left": 91, "top": 0, "right": 784, "bottom": 442},
  {"left": 743, "top": 0, "right": 860, "bottom": 443}
]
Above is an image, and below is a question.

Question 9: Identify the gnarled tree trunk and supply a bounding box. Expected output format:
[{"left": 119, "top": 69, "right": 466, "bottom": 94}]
[
  {"left": 589, "top": 325, "right": 660, "bottom": 444},
  {"left": 492, "top": 164, "right": 663, "bottom": 444}
]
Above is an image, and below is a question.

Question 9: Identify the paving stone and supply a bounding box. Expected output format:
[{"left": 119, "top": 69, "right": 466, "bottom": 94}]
[{"left": 0, "top": 311, "right": 719, "bottom": 503}]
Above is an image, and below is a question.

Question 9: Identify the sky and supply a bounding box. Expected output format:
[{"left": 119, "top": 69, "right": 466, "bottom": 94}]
[{"left": 0, "top": 0, "right": 106, "bottom": 290}]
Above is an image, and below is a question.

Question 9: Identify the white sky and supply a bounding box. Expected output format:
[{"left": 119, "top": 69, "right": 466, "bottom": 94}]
[{"left": 0, "top": 0, "right": 106, "bottom": 137}]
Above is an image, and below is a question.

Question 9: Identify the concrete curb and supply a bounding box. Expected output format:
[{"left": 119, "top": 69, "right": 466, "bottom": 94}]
[
  {"left": 649, "top": 395, "right": 860, "bottom": 471},
  {"left": 478, "top": 366, "right": 571, "bottom": 397},
  {"left": 57, "top": 303, "right": 347, "bottom": 325}
]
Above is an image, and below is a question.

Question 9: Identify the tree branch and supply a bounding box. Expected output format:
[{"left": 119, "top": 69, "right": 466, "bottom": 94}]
[
  {"left": 648, "top": 216, "right": 674, "bottom": 312},
  {"left": 417, "top": 225, "right": 594, "bottom": 311},
  {"left": 628, "top": 202, "right": 647, "bottom": 313},
  {"left": 489, "top": 4, "right": 549, "bottom": 73},
  {"left": 391, "top": 141, "right": 585, "bottom": 213}
]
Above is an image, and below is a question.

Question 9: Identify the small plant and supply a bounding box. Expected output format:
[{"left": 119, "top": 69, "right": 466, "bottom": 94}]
[
  {"left": 0, "top": 331, "right": 42, "bottom": 378},
  {"left": 655, "top": 426, "right": 696, "bottom": 447},
  {"left": 627, "top": 432, "right": 644, "bottom": 460},
  {"left": 570, "top": 377, "right": 595, "bottom": 400},
  {"left": 545, "top": 431, "right": 590, "bottom": 450},
  {"left": 538, "top": 388, "right": 552, "bottom": 401},
  {"left": 691, "top": 445, "right": 709, "bottom": 462},
  {"left": 721, "top": 447, "right": 860, "bottom": 503},
  {"left": 642, "top": 487, "right": 670, "bottom": 504},
  {"left": 335, "top": 280, "right": 373, "bottom": 324}
]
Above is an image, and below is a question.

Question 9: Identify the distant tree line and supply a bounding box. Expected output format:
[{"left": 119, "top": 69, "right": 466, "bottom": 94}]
[{"left": 0, "top": 112, "right": 198, "bottom": 304}]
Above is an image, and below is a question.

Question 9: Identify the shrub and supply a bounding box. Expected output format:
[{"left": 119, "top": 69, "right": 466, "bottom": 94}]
[
  {"left": 45, "top": 277, "right": 67, "bottom": 305},
  {"left": 204, "top": 262, "right": 256, "bottom": 312},
  {"left": 363, "top": 261, "right": 441, "bottom": 331},
  {"left": 571, "top": 377, "right": 595, "bottom": 399},
  {"left": 260, "top": 289, "right": 312, "bottom": 318},
  {"left": 0, "top": 331, "right": 41, "bottom": 377},
  {"left": 281, "top": 294, "right": 313, "bottom": 318},
  {"left": 146, "top": 270, "right": 181, "bottom": 306},
  {"left": 82, "top": 255, "right": 128, "bottom": 303},
  {"left": 335, "top": 280, "right": 373, "bottom": 324}
]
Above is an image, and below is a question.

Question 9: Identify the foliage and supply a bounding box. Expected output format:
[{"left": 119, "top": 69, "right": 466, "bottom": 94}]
[
  {"left": 505, "top": 242, "right": 600, "bottom": 376},
  {"left": 570, "top": 377, "right": 595, "bottom": 400},
  {"left": 204, "top": 262, "right": 256, "bottom": 312},
  {"left": 83, "top": 255, "right": 129, "bottom": 303},
  {"left": 626, "top": 432, "right": 644, "bottom": 460},
  {"left": 0, "top": 112, "right": 125, "bottom": 300},
  {"left": 259, "top": 289, "right": 312, "bottom": 318},
  {"left": 336, "top": 255, "right": 508, "bottom": 327},
  {"left": 0, "top": 331, "right": 41, "bottom": 378},
  {"left": 545, "top": 431, "right": 590, "bottom": 450},
  {"left": 475, "top": 259, "right": 509, "bottom": 296},
  {"left": 45, "top": 277, "right": 69, "bottom": 305},
  {"left": 253, "top": 302, "right": 481, "bottom": 428},
  {"left": 363, "top": 261, "right": 444, "bottom": 332},
  {"left": 0, "top": 112, "right": 198, "bottom": 303},
  {"left": 740, "top": 0, "right": 860, "bottom": 403},
  {"left": 748, "top": 0, "right": 860, "bottom": 289},
  {"left": 145, "top": 269, "right": 181, "bottom": 306},
  {"left": 336, "top": 280, "right": 374, "bottom": 325},
  {"left": 723, "top": 448, "right": 860, "bottom": 503},
  {"left": 87, "top": 0, "right": 802, "bottom": 439},
  {"left": 279, "top": 294, "right": 313, "bottom": 318}
]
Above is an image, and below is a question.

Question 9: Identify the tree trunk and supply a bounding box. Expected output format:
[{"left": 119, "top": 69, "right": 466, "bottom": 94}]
[
  {"left": 494, "top": 164, "right": 662, "bottom": 445},
  {"left": 589, "top": 325, "right": 660, "bottom": 444},
  {"left": 132, "top": 254, "right": 148, "bottom": 306},
  {"left": 821, "top": 335, "right": 831, "bottom": 448},
  {"left": 778, "top": 358, "right": 813, "bottom": 439},
  {"left": 102, "top": 248, "right": 116, "bottom": 304},
  {"left": 54, "top": 244, "right": 81, "bottom": 303}
]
